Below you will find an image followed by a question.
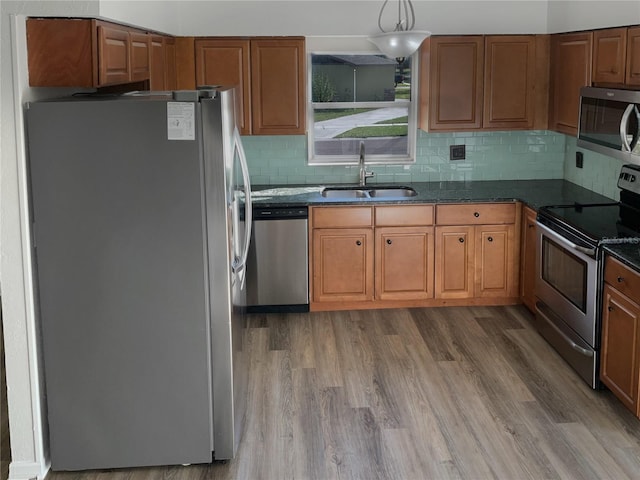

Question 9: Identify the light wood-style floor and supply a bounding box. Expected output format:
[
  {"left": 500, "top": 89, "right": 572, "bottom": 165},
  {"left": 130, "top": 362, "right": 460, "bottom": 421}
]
[{"left": 46, "top": 306, "right": 640, "bottom": 479}]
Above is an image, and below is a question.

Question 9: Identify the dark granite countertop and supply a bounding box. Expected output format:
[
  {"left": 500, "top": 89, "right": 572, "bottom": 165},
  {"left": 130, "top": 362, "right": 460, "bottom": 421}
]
[
  {"left": 251, "top": 179, "right": 640, "bottom": 271},
  {"left": 251, "top": 179, "right": 614, "bottom": 210}
]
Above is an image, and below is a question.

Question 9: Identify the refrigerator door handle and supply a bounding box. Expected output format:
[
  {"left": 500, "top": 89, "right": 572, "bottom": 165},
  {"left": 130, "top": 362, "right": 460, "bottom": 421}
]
[{"left": 232, "top": 127, "right": 252, "bottom": 289}]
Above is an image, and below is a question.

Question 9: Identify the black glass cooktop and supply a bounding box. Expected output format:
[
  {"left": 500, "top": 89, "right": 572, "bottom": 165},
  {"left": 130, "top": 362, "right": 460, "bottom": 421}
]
[{"left": 540, "top": 202, "right": 628, "bottom": 244}]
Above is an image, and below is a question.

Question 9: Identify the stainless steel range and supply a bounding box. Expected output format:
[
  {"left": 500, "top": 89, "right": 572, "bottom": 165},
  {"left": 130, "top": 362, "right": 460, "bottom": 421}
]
[{"left": 536, "top": 164, "right": 640, "bottom": 388}]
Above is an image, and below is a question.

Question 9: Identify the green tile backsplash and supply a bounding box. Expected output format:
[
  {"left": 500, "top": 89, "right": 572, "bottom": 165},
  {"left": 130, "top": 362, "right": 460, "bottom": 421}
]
[
  {"left": 563, "top": 136, "right": 623, "bottom": 201},
  {"left": 242, "top": 130, "right": 567, "bottom": 186}
]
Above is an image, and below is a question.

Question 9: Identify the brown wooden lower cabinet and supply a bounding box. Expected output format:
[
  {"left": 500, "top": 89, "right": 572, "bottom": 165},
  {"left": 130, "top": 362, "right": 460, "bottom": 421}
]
[
  {"left": 435, "top": 226, "right": 475, "bottom": 299},
  {"left": 375, "top": 227, "right": 435, "bottom": 301},
  {"left": 601, "top": 257, "right": 640, "bottom": 417},
  {"left": 475, "top": 224, "right": 516, "bottom": 298},
  {"left": 520, "top": 205, "right": 537, "bottom": 312},
  {"left": 312, "top": 228, "right": 374, "bottom": 303},
  {"left": 435, "top": 223, "right": 517, "bottom": 299},
  {"left": 310, "top": 203, "right": 520, "bottom": 311}
]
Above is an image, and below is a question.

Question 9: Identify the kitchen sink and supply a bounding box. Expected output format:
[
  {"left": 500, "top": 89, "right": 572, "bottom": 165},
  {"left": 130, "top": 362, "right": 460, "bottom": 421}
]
[
  {"left": 321, "top": 186, "right": 417, "bottom": 199},
  {"left": 321, "top": 187, "right": 369, "bottom": 198},
  {"left": 368, "top": 186, "right": 417, "bottom": 198}
]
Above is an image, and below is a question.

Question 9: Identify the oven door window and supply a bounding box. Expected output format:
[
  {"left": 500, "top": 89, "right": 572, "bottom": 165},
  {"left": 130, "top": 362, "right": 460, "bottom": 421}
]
[{"left": 541, "top": 237, "right": 588, "bottom": 312}]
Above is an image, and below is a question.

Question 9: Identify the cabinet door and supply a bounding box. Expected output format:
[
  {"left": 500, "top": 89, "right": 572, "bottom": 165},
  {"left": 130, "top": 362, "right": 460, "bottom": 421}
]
[
  {"left": 475, "top": 224, "right": 515, "bottom": 298},
  {"left": 130, "top": 32, "right": 150, "bottom": 83},
  {"left": 520, "top": 206, "right": 537, "bottom": 312},
  {"left": 150, "top": 35, "right": 166, "bottom": 90},
  {"left": 422, "top": 36, "right": 484, "bottom": 131},
  {"left": 312, "top": 228, "right": 373, "bottom": 303},
  {"left": 601, "top": 284, "right": 640, "bottom": 415},
  {"left": 549, "top": 32, "right": 593, "bottom": 135},
  {"left": 483, "top": 36, "right": 535, "bottom": 129},
  {"left": 195, "top": 39, "right": 251, "bottom": 134},
  {"left": 97, "top": 24, "right": 131, "bottom": 86},
  {"left": 375, "top": 227, "right": 434, "bottom": 301},
  {"left": 164, "top": 37, "right": 177, "bottom": 91},
  {"left": 435, "top": 226, "right": 474, "bottom": 299},
  {"left": 626, "top": 26, "right": 640, "bottom": 86},
  {"left": 593, "top": 27, "right": 627, "bottom": 85},
  {"left": 251, "top": 38, "right": 306, "bottom": 135}
]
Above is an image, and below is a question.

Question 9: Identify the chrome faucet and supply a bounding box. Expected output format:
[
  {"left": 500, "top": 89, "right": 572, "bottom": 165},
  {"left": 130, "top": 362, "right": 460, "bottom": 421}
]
[{"left": 358, "top": 141, "right": 374, "bottom": 186}]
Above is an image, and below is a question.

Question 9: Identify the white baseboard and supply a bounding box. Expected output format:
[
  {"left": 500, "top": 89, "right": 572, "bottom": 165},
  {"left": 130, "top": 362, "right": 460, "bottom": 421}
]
[{"left": 8, "top": 460, "right": 49, "bottom": 480}]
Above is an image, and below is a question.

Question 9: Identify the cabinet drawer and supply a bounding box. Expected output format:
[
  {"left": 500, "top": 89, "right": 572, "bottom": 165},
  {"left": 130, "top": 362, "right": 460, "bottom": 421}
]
[
  {"left": 311, "top": 206, "right": 373, "bottom": 228},
  {"left": 605, "top": 256, "right": 640, "bottom": 303},
  {"left": 375, "top": 205, "right": 434, "bottom": 226},
  {"left": 436, "top": 203, "right": 516, "bottom": 225}
]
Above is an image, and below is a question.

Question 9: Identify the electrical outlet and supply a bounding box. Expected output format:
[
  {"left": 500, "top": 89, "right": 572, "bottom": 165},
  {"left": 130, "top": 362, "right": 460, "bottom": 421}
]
[
  {"left": 576, "top": 151, "right": 583, "bottom": 168},
  {"left": 450, "top": 145, "right": 465, "bottom": 161}
]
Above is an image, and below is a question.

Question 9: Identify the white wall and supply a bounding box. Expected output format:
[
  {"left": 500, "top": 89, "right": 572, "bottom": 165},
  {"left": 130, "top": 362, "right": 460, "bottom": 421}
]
[
  {"left": 547, "top": 0, "right": 640, "bottom": 33},
  {"left": 1, "top": 3, "right": 99, "bottom": 479},
  {"left": 98, "top": 0, "right": 550, "bottom": 36}
]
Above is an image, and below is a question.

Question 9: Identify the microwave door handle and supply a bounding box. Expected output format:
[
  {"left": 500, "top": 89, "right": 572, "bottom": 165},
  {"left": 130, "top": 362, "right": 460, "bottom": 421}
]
[
  {"left": 620, "top": 103, "right": 635, "bottom": 152},
  {"left": 631, "top": 106, "right": 640, "bottom": 152}
]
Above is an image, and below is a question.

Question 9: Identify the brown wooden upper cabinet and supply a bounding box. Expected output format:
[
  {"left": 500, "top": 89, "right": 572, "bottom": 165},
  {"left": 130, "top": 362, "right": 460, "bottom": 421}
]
[
  {"left": 150, "top": 35, "right": 177, "bottom": 91},
  {"left": 483, "top": 35, "right": 537, "bottom": 129},
  {"left": 591, "top": 26, "right": 640, "bottom": 87},
  {"left": 27, "top": 18, "right": 159, "bottom": 88},
  {"left": 420, "top": 36, "right": 484, "bottom": 131},
  {"left": 195, "top": 38, "right": 252, "bottom": 135},
  {"left": 593, "top": 27, "right": 627, "bottom": 85},
  {"left": 548, "top": 31, "right": 593, "bottom": 135},
  {"left": 420, "top": 35, "right": 543, "bottom": 132},
  {"left": 626, "top": 26, "right": 640, "bottom": 86},
  {"left": 194, "top": 37, "right": 305, "bottom": 135}
]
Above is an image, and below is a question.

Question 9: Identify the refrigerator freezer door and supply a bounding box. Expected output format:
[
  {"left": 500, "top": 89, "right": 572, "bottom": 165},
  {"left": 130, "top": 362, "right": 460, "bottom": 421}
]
[{"left": 27, "top": 97, "right": 214, "bottom": 470}]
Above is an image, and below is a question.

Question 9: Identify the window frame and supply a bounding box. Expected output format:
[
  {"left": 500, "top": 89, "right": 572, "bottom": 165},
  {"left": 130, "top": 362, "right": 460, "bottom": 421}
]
[{"left": 307, "top": 51, "right": 419, "bottom": 166}]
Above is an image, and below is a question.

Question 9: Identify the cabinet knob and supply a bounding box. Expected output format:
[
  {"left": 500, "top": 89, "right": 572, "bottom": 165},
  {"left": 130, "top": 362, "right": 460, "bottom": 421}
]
[
  {"left": 528, "top": 223, "right": 535, "bottom": 229},
  {"left": 608, "top": 306, "right": 614, "bottom": 312},
  {"left": 356, "top": 240, "right": 362, "bottom": 246},
  {"left": 474, "top": 212, "right": 480, "bottom": 218},
  {"left": 617, "top": 276, "right": 624, "bottom": 283},
  {"left": 488, "top": 236, "right": 494, "bottom": 242},
  {"left": 459, "top": 237, "right": 465, "bottom": 243},
  {"left": 386, "top": 239, "right": 392, "bottom": 245}
]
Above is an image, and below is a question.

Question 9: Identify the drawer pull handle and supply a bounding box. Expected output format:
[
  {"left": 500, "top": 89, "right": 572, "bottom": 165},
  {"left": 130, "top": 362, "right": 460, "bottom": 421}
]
[
  {"left": 356, "top": 240, "right": 362, "bottom": 246},
  {"left": 617, "top": 276, "right": 624, "bottom": 283},
  {"left": 474, "top": 212, "right": 480, "bottom": 218},
  {"left": 488, "top": 236, "right": 493, "bottom": 242},
  {"left": 459, "top": 237, "right": 465, "bottom": 243},
  {"left": 386, "top": 239, "right": 392, "bottom": 245},
  {"left": 528, "top": 223, "right": 535, "bottom": 229}
]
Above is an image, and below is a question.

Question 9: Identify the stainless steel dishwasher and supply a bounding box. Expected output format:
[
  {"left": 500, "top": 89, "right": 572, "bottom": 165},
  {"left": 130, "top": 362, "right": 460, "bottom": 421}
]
[{"left": 246, "top": 206, "right": 309, "bottom": 312}]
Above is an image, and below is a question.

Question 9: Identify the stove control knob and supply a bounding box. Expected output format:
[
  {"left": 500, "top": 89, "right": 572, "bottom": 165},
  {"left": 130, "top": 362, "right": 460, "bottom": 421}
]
[{"left": 631, "top": 175, "right": 636, "bottom": 182}]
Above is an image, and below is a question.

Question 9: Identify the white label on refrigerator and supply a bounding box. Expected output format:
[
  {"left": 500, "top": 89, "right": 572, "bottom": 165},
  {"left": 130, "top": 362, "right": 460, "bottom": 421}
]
[{"left": 167, "top": 102, "right": 195, "bottom": 140}]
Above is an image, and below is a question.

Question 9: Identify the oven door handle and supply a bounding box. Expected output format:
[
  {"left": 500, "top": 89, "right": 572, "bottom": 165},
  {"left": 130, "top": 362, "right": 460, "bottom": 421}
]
[
  {"left": 537, "top": 223, "right": 597, "bottom": 258},
  {"left": 536, "top": 302, "right": 594, "bottom": 358}
]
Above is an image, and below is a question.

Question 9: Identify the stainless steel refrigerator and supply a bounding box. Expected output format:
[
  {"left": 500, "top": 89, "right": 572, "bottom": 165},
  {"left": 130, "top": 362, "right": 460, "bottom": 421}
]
[{"left": 25, "top": 88, "right": 252, "bottom": 470}]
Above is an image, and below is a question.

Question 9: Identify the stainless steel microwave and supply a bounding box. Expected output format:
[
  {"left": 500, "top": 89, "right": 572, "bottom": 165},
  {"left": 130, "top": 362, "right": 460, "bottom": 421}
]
[{"left": 578, "top": 86, "right": 640, "bottom": 164}]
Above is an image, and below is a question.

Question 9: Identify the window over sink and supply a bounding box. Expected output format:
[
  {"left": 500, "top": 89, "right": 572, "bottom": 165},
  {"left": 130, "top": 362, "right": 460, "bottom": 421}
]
[{"left": 308, "top": 53, "right": 417, "bottom": 165}]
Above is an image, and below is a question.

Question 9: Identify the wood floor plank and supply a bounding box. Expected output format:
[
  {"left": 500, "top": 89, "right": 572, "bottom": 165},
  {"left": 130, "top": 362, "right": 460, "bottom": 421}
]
[{"left": 311, "top": 312, "right": 343, "bottom": 388}]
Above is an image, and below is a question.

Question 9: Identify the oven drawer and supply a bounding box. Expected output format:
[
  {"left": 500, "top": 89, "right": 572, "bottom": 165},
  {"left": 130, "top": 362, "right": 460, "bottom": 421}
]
[
  {"left": 436, "top": 203, "right": 516, "bottom": 225},
  {"left": 605, "top": 255, "right": 640, "bottom": 303}
]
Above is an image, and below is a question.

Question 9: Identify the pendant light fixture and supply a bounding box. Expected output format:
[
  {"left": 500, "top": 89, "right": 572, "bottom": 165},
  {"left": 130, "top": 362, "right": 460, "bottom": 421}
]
[{"left": 368, "top": 0, "right": 431, "bottom": 63}]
